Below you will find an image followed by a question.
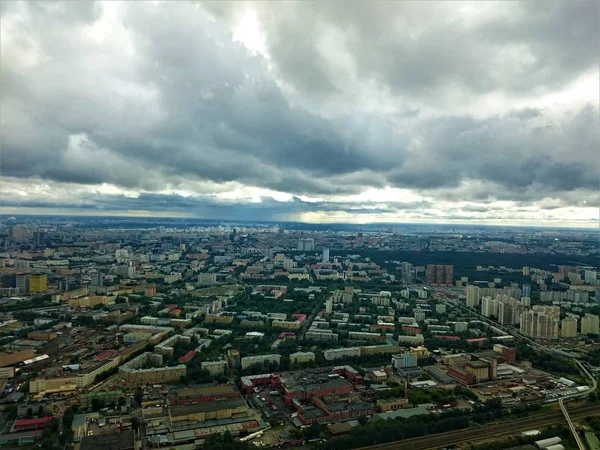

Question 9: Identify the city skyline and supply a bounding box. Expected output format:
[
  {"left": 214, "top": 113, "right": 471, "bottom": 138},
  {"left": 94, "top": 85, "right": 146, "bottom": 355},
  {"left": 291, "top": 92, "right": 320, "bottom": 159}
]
[{"left": 1, "top": 1, "right": 599, "bottom": 227}]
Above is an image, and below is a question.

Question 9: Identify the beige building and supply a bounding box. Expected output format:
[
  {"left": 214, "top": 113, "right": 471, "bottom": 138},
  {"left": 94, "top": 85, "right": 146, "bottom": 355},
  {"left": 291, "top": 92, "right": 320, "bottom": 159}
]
[
  {"left": 561, "top": 317, "right": 578, "bottom": 338},
  {"left": 30, "top": 376, "right": 79, "bottom": 394},
  {"left": 377, "top": 397, "right": 410, "bottom": 412},
  {"left": 290, "top": 351, "right": 315, "bottom": 365},
  {"left": 581, "top": 314, "right": 600, "bottom": 335},
  {"left": 465, "top": 285, "right": 480, "bottom": 308},
  {"left": 442, "top": 353, "right": 469, "bottom": 368},
  {"left": 119, "top": 352, "right": 185, "bottom": 386},
  {"left": 68, "top": 295, "right": 109, "bottom": 308}
]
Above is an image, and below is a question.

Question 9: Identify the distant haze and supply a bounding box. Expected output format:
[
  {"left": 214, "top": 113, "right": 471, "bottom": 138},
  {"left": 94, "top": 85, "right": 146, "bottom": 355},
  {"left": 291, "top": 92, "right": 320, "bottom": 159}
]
[{"left": 1, "top": 1, "right": 598, "bottom": 227}]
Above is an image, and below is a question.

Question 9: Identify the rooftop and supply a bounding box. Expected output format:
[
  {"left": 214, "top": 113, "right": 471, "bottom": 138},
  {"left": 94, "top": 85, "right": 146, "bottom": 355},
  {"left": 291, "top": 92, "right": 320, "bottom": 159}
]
[
  {"left": 80, "top": 430, "right": 135, "bottom": 450},
  {"left": 170, "top": 398, "right": 247, "bottom": 416}
]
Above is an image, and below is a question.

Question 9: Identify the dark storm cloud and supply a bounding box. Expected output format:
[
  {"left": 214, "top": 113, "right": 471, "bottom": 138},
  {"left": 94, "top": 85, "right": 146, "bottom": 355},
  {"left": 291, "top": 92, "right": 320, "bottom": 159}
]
[{"left": 0, "top": 0, "right": 598, "bottom": 221}]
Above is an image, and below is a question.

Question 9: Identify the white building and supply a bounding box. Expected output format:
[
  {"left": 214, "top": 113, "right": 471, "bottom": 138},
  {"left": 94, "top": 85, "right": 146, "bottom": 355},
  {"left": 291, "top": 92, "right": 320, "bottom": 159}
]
[{"left": 322, "top": 248, "right": 330, "bottom": 263}]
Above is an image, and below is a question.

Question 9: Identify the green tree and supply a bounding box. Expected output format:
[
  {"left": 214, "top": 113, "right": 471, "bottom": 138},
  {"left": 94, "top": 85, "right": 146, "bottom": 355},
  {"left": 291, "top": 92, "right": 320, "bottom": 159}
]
[
  {"left": 134, "top": 387, "right": 143, "bottom": 405},
  {"left": 131, "top": 417, "right": 140, "bottom": 432},
  {"left": 305, "top": 422, "right": 321, "bottom": 440},
  {"left": 62, "top": 408, "right": 75, "bottom": 428}
]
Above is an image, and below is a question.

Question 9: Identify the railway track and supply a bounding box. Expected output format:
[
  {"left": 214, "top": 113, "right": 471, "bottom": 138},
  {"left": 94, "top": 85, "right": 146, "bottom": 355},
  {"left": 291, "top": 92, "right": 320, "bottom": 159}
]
[{"left": 357, "top": 402, "right": 600, "bottom": 450}]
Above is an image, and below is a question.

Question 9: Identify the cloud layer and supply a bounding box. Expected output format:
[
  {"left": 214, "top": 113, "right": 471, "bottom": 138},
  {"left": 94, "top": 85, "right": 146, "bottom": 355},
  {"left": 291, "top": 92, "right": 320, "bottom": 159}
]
[{"left": 1, "top": 1, "right": 598, "bottom": 226}]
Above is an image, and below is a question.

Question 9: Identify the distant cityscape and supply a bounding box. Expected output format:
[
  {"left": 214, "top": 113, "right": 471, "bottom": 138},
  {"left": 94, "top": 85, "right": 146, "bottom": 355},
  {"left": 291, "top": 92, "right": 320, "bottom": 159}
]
[{"left": 0, "top": 216, "right": 597, "bottom": 449}]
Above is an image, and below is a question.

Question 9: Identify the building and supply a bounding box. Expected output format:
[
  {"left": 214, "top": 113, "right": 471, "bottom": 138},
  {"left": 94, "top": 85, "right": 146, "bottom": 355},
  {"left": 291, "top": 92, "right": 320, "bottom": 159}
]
[
  {"left": 68, "top": 295, "right": 110, "bottom": 308},
  {"left": 520, "top": 311, "right": 559, "bottom": 340},
  {"left": 119, "top": 353, "right": 186, "bottom": 386},
  {"left": 123, "top": 332, "right": 154, "bottom": 344},
  {"left": 30, "top": 274, "right": 48, "bottom": 294},
  {"left": 585, "top": 271, "right": 598, "bottom": 284},
  {"left": 397, "top": 334, "right": 424, "bottom": 345},
  {"left": 13, "top": 417, "right": 54, "bottom": 431},
  {"left": 413, "top": 309, "right": 426, "bottom": 322},
  {"left": 453, "top": 322, "right": 468, "bottom": 332},
  {"left": 155, "top": 335, "right": 191, "bottom": 357},
  {"left": 435, "top": 303, "right": 446, "bottom": 314},
  {"left": 241, "top": 354, "right": 281, "bottom": 370},
  {"left": 377, "top": 397, "right": 410, "bottom": 412},
  {"left": 536, "top": 313, "right": 559, "bottom": 340},
  {"left": 306, "top": 330, "right": 338, "bottom": 342},
  {"left": 90, "top": 272, "right": 104, "bottom": 287},
  {"left": 200, "top": 360, "right": 228, "bottom": 376},
  {"left": 400, "top": 262, "right": 414, "bottom": 285},
  {"left": 392, "top": 353, "right": 417, "bottom": 370},
  {"left": 80, "top": 430, "right": 135, "bottom": 450},
  {"left": 581, "top": 314, "right": 600, "bottom": 335},
  {"left": 0, "top": 349, "right": 35, "bottom": 367},
  {"left": 27, "top": 331, "right": 57, "bottom": 342},
  {"left": 171, "top": 385, "right": 239, "bottom": 406},
  {"left": 498, "top": 300, "right": 514, "bottom": 326},
  {"left": 442, "top": 353, "right": 470, "bottom": 368},
  {"left": 492, "top": 344, "right": 516, "bottom": 364},
  {"left": 198, "top": 273, "right": 217, "bottom": 285},
  {"left": 297, "top": 238, "right": 315, "bottom": 252},
  {"left": 322, "top": 248, "right": 330, "bottom": 263},
  {"left": 290, "top": 352, "right": 315, "bottom": 365},
  {"left": 444, "top": 265, "right": 454, "bottom": 285},
  {"left": 323, "top": 347, "right": 362, "bottom": 361},
  {"left": 481, "top": 296, "right": 498, "bottom": 318},
  {"left": 561, "top": 317, "right": 578, "bottom": 338},
  {"left": 465, "top": 285, "right": 480, "bottom": 308},
  {"left": 15, "top": 274, "right": 30, "bottom": 295},
  {"left": 325, "top": 297, "right": 333, "bottom": 314}
]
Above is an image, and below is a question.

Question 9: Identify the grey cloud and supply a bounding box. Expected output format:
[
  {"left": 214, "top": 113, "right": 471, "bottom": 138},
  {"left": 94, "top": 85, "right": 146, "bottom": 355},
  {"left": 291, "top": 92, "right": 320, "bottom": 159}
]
[
  {"left": 213, "top": 1, "right": 598, "bottom": 104},
  {"left": 0, "top": 1, "right": 598, "bottom": 221}
]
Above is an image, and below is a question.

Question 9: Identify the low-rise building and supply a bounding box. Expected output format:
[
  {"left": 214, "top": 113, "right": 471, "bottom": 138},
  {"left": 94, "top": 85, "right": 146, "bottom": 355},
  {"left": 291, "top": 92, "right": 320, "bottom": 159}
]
[
  {"left": 290, "top": 352, "right": 315, "bottom": 365},
  {"left": 200, "top": 360, "right": 228, "bottom": 376},
  {"left": 241, "top": 354, "right": 281, "bottom": 370}
]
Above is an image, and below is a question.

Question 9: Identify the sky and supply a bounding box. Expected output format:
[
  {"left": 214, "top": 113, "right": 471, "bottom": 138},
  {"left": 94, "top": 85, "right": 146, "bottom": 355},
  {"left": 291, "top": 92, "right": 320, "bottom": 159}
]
[{"left": 1, "top": 1, "right": 599, "bottom": 227}]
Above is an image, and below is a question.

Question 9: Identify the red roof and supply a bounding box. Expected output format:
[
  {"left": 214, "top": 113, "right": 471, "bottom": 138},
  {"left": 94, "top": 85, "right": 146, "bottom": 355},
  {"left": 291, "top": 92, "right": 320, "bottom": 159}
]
[
  {"left": 179, "top": 351, "right": 196, "bottom": 362},
  {"left": 14, "top": 416, "right": 53, "bottom": 430},
  {"left": 436, "top": 335, "right": 461, "bottom": 341},
  {"left": 278, "top": 332, "right": 296, "bottom": 340},
  {"left": 291, "top": 314, "right": 307, "bottom": 322},
  {"left": 94, "top": 349, "right": 117, "bottom": 361},
  {"left": 466, "top": 338, "right": 488, "bottom": 343}
]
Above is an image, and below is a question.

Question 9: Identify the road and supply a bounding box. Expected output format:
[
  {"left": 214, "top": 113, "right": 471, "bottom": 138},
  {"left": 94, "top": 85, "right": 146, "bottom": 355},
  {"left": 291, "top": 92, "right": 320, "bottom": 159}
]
[
  {"left": 559, "top": 398, "right": 586, "bottom": 450},
  {"left": 298, "top": 301, "right": 322, "bottom": 341},
  {"left": 357, "top": 402, "right": 600, "bottom": 450}
]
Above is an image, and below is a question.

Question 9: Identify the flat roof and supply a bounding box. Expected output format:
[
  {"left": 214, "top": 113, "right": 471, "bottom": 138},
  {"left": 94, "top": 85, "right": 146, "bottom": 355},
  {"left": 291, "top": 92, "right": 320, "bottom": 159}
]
[
  {"left": 80, "top": 430, "right": 135, "bottom": 450},
  {"left": 176, "top": 384, "right": 235, "bottom": 397},
  {"left": 376, "top": 405, "right": 429, "bottom": 420},
  {"left": 171, "top": 398, "right": 246, "bottom": 416}
]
